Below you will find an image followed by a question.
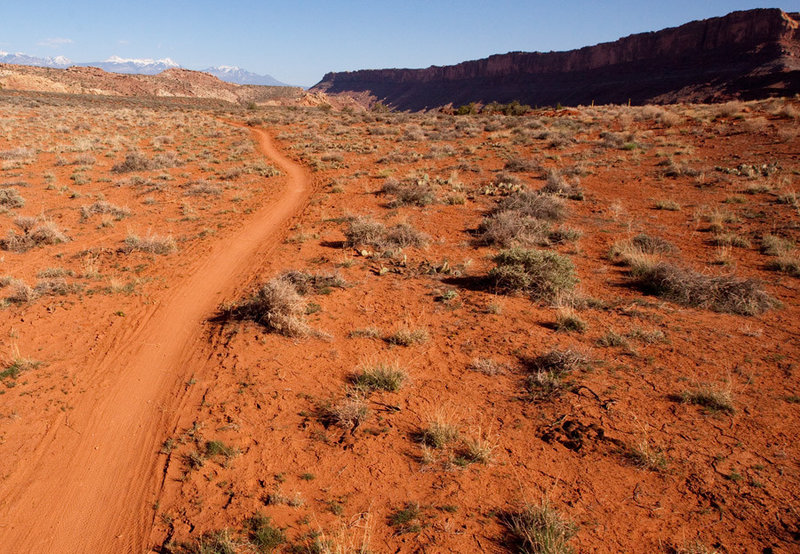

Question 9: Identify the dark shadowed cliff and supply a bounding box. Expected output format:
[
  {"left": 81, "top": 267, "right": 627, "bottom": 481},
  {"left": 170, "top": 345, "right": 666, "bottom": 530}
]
[{"left": 311, "top": 9, "right": 800, "bottom": 110}]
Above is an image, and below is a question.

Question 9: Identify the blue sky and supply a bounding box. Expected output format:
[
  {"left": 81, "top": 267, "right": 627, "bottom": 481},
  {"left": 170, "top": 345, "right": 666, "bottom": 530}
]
[{"left": 0, "top": 1, "right": 796, "bottom": 86}]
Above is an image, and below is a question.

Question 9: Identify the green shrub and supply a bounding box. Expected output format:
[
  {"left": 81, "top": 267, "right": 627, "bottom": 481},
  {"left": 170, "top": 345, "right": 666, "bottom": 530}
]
[{"left": 490, "top": 248, "right": 577, "bottom": 300}]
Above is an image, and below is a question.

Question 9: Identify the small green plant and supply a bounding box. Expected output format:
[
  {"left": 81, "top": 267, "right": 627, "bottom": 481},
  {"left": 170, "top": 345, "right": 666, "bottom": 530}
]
[
  {"left": 247, "top": 513, "right": 285, "bottom": 553},
  {"left": 388, "top": 502, "right": 422, "bottom": 534}
]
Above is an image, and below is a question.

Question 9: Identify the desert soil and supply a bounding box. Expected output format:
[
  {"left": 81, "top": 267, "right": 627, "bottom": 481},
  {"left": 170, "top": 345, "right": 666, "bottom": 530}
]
[{"left": 0, "top": 92, "right": 798, "bottom": 553}]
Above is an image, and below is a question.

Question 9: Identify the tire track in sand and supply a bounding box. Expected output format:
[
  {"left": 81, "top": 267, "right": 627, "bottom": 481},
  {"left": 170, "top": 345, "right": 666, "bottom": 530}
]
[{"left": 0, "top": 125, "right": 311, "bottom": 553}]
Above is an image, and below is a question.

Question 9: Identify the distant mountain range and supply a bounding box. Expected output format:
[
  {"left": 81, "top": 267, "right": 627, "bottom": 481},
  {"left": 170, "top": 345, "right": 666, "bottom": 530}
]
[{"left": 0, "top": 51, "right": 289, "bottom": 86}]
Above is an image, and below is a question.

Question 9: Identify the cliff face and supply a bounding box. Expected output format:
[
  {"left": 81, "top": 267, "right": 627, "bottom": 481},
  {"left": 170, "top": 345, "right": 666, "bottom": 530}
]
[{"left": 312, "top": 9, "right": 800, "bottom": 110}]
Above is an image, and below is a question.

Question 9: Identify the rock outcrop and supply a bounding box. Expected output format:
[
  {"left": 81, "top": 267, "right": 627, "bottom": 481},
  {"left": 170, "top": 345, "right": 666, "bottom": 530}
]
[{"left": 312, "top": 9, "right": 800, "bottom": 110}]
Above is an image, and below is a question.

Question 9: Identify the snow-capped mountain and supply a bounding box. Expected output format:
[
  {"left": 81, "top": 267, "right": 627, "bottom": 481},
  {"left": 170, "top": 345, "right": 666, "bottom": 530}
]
[
  {"left": 202, "top": 65, "right": 288, "bottom": 86},
  {"left": 79, "top": 56, "right": 180, "bottom": 75},
  {"left": 0, "top": 51, "right": 290, "bottom": 86},
  {"left": 0, "top": 51, "right": 70, "bottom": 68}
]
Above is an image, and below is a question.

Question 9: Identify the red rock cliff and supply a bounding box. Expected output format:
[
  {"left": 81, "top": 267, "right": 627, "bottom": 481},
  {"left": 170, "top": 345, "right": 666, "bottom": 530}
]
[{"left": 312, "top": 9, "right": 800, "bottom": 110}]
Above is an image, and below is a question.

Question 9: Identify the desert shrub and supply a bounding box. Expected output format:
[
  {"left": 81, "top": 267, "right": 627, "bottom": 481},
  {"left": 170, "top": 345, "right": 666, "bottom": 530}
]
[
  {"left": 124, "top": 232, "right": 177, "bottom": 255},
  {"left": 502, "top": 501, "right": 577, "bottom": 554},
  {"left": 765, "top": 256, "right": 800, "bottom": 277},
  {"left": 539, "top": 170, "right": 583, "bottom": 200},
  {"left": 629, "top": 260, "right": 774, "bottom": 315},
  {"left": 0, "top": 217, "right": 69, "bottom": 252},
  {"left": 469, "top": 358, "right": 504, "bottom": 375},
  {"left": 111, "top": 150, "right": 152, "bottom": 173},
  {"left": 345, "top": 217, "right": 428, "bottom": 252},
  {"left": 80, "top": 200, "right": 130, "bottom": 220},
  {"left": 495, "top": 191, "right": 566, "bottom": 221},
  {"left": 224, "top": 277, "right": 308, "bottom": 336},
  {"left": 0, "top": 188, "right": 25, "bottom": 209},
  {"left": 478, "top": 211, "right": 552, "bottom": 247},
  {"left": 5, "top": 279, "right": 36, "bottom": 303},
  {"left": 112, "top": 150, "right": 180, "bottom": 173},
  {"left": 344, "top": 217, "right": 385, "bottom": 247},
  {"left": 490, "top": 248, "right": 577, "bottom": 300},
  {"left": 504, "top": 156, "right": 541, "bottom": 173},
  {"left": 627, "top": 439, "right": 668, "bottom": 471},
  {"left": 381, "top": 176, "right": 436, "bottom": 207}
]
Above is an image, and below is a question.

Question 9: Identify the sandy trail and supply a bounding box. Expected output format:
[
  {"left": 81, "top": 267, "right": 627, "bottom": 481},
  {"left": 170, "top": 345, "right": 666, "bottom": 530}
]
[{"left": 0, "top": 125, "right": 311, "bottom": 553}]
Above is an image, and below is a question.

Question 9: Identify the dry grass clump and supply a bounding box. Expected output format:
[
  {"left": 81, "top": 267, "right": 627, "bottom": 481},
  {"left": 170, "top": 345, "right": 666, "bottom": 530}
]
[
  {"left": 124, "top": 232, "right": 177, "bottom": 255},
  {"left": 344, "top": 216, "right": 428, "bottom": 252},
  {"left": 680, "top": 384, "right": 735, "bottom": 414},
  {"left": 0, "top": 217, "right": 69, "bottom": 252},
  {"left": 420, "top": 415, "right": 460, "bottom": 449},
  {"left": 554, "top": 307, "right": 586, "bottom": 333},
  {"left": 223, "top": 276, "right": 309, "bottom": 336},
  {"left": 80, "top": 200, "right": 130, "bottom": 220},
  {"left": 281, "top": 270, "right": 346, "bottom": 295},
  {"left": 761, "top": 234, "right": 799, "bottom": 277},
  {"left": 469, "top": 358, "right": 505, "bottom": 375},
  {"left": 629, "top": 260, "right": 774, "bottom": 315},
  {"left": 0, "top": 188, "right": 25, "bottom": 209},
  {"left": 627, "top": 438, "right": 668, "bottom": 471},
  {"left": 351, "top": 361, "right": 407, "bottom": 392},
  {"left": 321, "top": 394, "right": 370, "bottom": 431},
  {"left": 381, "top": 176, "right": 436, "bottom": 207},
  {"left": 489, "top": 248, "right": 577, "bottom": 301},
  {"left": 502, "top": 501, "right": 577, "bottom": 554},
  {"left": 523, "top": 349, "right": 588, "bottom": 400},
  {"left": 386, "top": 326, "right": 429, "bottom": 346}
]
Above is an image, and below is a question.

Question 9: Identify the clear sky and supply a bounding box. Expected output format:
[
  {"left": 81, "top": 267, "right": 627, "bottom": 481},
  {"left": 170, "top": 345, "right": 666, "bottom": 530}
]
[{"left": 0, "top": 1, "right": 796, "bottom": 86}]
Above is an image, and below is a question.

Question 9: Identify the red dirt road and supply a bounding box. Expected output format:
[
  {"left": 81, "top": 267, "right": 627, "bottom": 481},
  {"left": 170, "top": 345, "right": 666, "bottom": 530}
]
[{"left": 0, "top": 126, "right": 311, "bottom": 553}]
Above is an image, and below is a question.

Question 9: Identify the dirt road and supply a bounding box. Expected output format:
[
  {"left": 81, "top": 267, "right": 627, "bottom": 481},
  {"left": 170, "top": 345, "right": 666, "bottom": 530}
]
[{"left": 0, "top": 125, "right": 311, "bottom": 553}]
